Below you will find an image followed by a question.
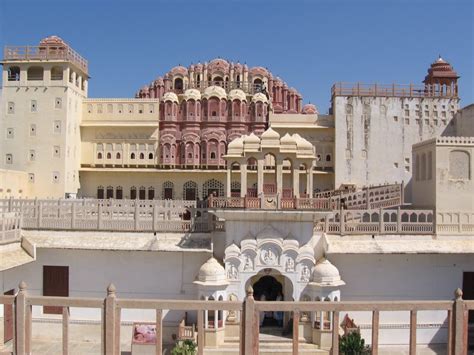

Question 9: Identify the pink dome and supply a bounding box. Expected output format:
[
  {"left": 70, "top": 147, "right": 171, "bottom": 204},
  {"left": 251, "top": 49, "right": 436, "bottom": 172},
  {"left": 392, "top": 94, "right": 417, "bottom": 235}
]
[
  {"left": 208, "top": 58, "right": 230, "bottom": 73},
  {"left": 170, "top": 65, "right": 188, "bottom": 76},
  {"left": 154, "top": 77, "right": 164, "bottom": 86},
  {"left": 40, "top": 35, "right": 68, "bottom": 46},
  {"left": 302, "top": 104, "right": 318, "bottom": 115},
  {"left": 250, "top": 66, "right": 269, "bottom": 76}
]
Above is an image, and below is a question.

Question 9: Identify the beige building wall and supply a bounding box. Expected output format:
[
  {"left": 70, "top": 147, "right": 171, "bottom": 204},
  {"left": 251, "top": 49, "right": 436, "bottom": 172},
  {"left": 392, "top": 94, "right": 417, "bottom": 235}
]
[
  {"left": 0, "top": 61, "right": 87, "bottom": 198},
  {"left": 455, "top": 104, "right": 474, "bottom": 137},
  {"left": 333, "top": 96, "right": 459, "bottom": 201},
  {"left": 0, "top": 169, "right": 30, "bottom": 198},
  {"left": 412, "top": 137, "right": 474, "bottom": 212}
]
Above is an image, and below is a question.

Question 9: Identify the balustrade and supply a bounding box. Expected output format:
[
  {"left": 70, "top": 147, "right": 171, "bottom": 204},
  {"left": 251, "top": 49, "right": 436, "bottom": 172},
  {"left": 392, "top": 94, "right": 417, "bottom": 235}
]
[{"left": 2, "top": 283, "right": 470, "bottom": 355}]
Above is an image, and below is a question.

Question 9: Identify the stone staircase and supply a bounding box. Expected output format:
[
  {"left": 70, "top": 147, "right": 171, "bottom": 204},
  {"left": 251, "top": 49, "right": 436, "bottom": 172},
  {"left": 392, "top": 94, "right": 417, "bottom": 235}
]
[{"left": 204, "top": 327, "right": 329, "bottom": 355}]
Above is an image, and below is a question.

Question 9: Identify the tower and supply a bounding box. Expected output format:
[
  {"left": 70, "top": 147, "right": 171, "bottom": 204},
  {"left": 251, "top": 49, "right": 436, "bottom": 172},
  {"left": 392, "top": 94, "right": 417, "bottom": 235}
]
[
  {"left": 423, "top": 56, "right": 459, "bottom": 97},
  {"left": 0, "top": 36, "right": 88, "bottom": 198}
]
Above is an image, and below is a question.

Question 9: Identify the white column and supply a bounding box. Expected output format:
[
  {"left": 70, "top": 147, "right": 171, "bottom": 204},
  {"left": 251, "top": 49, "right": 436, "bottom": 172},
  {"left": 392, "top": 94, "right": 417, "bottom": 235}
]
[
  {"left": 226, "top": 166, "right": 231, "bottom": 197},
  {"left": 276, "top": 160, "right": 283, "bottom": 196},
  {"left": 307, "top": 166, "right": 313, "bottom": 197},
  {"left": 240, "top": 163, "right": 247, "bottom": 198},
  {"left": 205, "top": 296, "right": 209, "bottom": 329},
  {"left": 257, "top": 159, "right": 264, "bottom": 195},
  {"left": 292, "top": 167, "right": 300, "bottom": 198}
]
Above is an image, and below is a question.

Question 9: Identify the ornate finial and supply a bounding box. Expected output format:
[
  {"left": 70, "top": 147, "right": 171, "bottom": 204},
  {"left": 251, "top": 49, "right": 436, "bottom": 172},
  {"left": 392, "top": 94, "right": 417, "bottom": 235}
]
[
  {"left": 19, "top": 281, "right": 27, "bottom": 291},
  {"left": 455, "top": 288, "right": 463, "bottom": 300},
  {"left": 246, "top": 285, "right": 254, "bottom": 297},
  {"left": 107, "top": 283, "right": 116, "bottom": 296}
]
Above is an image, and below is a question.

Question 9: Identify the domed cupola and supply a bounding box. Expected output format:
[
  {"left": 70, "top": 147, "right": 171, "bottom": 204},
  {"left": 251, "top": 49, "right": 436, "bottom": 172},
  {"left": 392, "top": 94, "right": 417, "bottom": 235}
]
[
  {"left": 39, "top": 35, "right": 68, "bottom": 47},
  {"left": 260, "top": 127, "right": 280, "bottom": 148},
  {"left": 311, "top": 258, "right": 345, "bottom": 287},
  {"left": 252, "top": 92, "right": 269, "bottom": 104},
  {"left": 194, "top": 257, "right": 229, "bottom": 286},
  {"left": 228, "top": 89, "right": 247, "bottom": 102},
  {"left": 162, "top": 92, "right": 179, "bottom": 103},
  {"left": 423, "top": 56, "right": 459, "bottom": 96},
  {"left": 302, "top": 103, "right": 318, "bottom": 115},
  {"left": 183, "top": 88, "right": 201, "bottom": 101},
  {"left": 203, "top": 85, "right": 227, "bottom": 100}
]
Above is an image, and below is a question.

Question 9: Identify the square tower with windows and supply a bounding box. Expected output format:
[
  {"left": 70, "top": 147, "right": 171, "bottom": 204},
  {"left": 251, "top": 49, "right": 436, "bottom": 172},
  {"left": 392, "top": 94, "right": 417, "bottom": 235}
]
[{"left": 0, "top": 36, "right": 88, "bottom": 198}]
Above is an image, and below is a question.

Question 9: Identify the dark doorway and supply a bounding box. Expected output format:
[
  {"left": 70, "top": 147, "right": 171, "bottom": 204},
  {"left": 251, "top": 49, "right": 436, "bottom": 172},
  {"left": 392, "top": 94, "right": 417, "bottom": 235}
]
[
  {"left": 463, "top": 272, "right": 474, "bottom": 350},
  {"left": 253, "top": 276, "right": 284, "bottom": 328},
  {"left": 43, "top": 266, "right": 69, "bottom": 314},
  {"left": 3, "top": 289, "right": 14, "bottom": 343}
]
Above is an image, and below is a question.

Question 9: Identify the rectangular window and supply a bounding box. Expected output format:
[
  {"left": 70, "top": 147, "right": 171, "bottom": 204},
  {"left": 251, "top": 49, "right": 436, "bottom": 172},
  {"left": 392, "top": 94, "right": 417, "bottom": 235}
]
[
  {"left": 97, "top": 104, "right": 103, "bottom": 114},
  {"left": 7, "top": 102, "right": 14, "bottom": 114},
  {"left": 5, "top": 154, "right": 13, "bottom": 164},
  {"left": 31, "top": 100, "right": 37, "bottom": 112},
  {"left": 107, "top": 104, "right": 113, "bottom": 113},
  {"left": 424, "top": 110, "right": 429, "bottom": 117},
  {"left": 6, "top": 128, "right": 14, "bottom": 138},
  {"left": 30, "top": 124, "right": 37, "bottom": 136},
  {"left": 54, "top": 121, "right": 61, "bottom": 134},
  {"left": 52, "top": 171, "right": 60, "bottom": 183},
  {"left": 29, "top": 150, "right": 36, "bottom": 161},
  {"left": 53, "top": 146, "right": 61, "bottom": 158},
  {"left": 404, "top": 109, "right": 409, "bottom": 116},
  {"left": 55, "top": 98, "right": 62, "bottom": 109},
  {"left": 434, "top": 111, "right": 438, "bottom": 117}
]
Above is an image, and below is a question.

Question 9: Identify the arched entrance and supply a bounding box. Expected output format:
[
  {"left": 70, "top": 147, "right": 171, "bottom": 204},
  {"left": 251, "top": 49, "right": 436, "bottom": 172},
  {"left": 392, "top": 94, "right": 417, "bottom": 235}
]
[{"left": 246, "top": 269, "right": 294, "bottom": 330}]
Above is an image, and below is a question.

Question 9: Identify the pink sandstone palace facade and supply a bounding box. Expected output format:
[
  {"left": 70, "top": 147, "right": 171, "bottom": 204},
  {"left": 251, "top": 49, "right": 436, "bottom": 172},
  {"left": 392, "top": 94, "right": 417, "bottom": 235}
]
[{"left": 135, "top": 59, "right": 316, "bottom": 170}]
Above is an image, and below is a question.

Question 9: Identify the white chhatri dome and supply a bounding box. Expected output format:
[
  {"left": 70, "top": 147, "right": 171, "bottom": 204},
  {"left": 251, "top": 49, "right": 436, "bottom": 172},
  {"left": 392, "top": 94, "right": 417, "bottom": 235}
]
[
  {"left": 194, "top": 257, "right": 229, "bottom": 286},
  {"left": 203, "top": 85, "right": 227, "bottom": 100},
  {"left": 228, "top": 89, "right": 247, "bottom": 102},
  {"left": 261, "top": 127, "right": 280, "bottom": 140},
  {"left": 311, "top": 258, "right": 345, "bottom": 287},
  {"left": 162, "top": 92, "right": 179, "bottom": 103},
  {"left": 183, "top": 88, "right": 201, "bottom": 101},
  {"left": 244, "top": 132, "right": 260, "bottom": 144},
  {"left": 252, "top": 92, "right": 268, "bottom": 103}
]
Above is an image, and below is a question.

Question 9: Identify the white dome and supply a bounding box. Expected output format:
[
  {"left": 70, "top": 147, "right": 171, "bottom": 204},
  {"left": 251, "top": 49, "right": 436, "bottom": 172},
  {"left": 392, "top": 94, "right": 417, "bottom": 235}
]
[
  {"left": 203, "top": 85, "right": 227, "bottom": 100},
  {"left": 280, "top": 133, "right": 296, "bottom": 145},
  {"left": 183, "top": 89, "right": 201, "bottom": 101},
  {"left": 293, "top": 134, "right": 313, "bottom": 150},
  {"left": 162, "top": 92, "right": 179, "bottom": 103},
  {"left": 228, "top": 136, "right": 245, "bottom": 150},
  {"left": 312, "top": 258, "right": 345, "bottom": 286},
  {"left": 252, "top": 92, "right": 268, "bottom": 103},
  {"left": 261, "top": 127, "right": 280, "bottom": 140},
  {"left": 228, "top": 89, "right": 247, "bottom": 102},
  {"left": 244, "top": 132, "right": 260, "bottom": 144},
  {"left": 194, "top": 257, "right": 229, "bottom": 286}
]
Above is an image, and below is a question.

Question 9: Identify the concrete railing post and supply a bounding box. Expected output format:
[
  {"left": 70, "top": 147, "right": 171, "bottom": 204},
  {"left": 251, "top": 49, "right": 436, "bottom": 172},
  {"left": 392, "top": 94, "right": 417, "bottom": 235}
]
[
  {"left": 71, "top": 203, "right": 76, "bottom": 229},
  {"left": 379, "top": 208, "right": 384, "bottom": 234},
  {"left": 105, "top": 283, "right": 117, "bottom": 355},
  {"left": 134, "top": 203, "right": 139, "bottom": 231},
  {"left": 397, "top": 206, "right": 402, "bottom": 233},
  {"left": 38, "top": 201, "right": 43, "bottom": 228},
  {"left": 97, "top": 204, "right": 102, "bottom": 230},
  {"left": 15, "top": 281, "right": 28, "bottom": 355},
  {"left": 243, "top": 286, "right": 258, "bottom": 355},
  {"left": 453, "top": 288, "right": 467, "bottom": 355}
]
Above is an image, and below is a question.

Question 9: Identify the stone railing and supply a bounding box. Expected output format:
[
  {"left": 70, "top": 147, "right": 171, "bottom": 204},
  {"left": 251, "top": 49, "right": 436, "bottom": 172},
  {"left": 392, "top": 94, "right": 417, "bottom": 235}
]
[
  {"left": 207, "top": 195, "right": 333, "bottom": 211},
  {"left": 315, "top": 208, "right": 435, "bottom": 235},
  {"left": 436, "top": 212, "right": 474, "bottom": 235},
  {"left": 0, "top": 211, "right": 21, "bottom": 245},
  {"left": 0, "top": 199, "right": 220, "bottom": 233},
  {"left": 2, "top": 283, "right": 470, "bottom": 355}
]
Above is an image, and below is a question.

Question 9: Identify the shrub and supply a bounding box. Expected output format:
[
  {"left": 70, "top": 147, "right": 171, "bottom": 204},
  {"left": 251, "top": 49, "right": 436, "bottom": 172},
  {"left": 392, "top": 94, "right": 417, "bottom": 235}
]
[
  {"left": 171, "top": 339, "right": 197, "bottom": 355},
  {"left": 339, "top": 331, "right": 371, "bottom": 355}
]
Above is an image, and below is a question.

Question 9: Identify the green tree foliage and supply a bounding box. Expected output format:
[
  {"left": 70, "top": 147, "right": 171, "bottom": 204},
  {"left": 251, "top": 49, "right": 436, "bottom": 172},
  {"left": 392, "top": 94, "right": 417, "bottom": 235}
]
[
  {"left": 171, "top": 339, "right": 197, "bottom": 355},
  {"left": 339, "top": 331, "right": 371, "bottom": 355}
]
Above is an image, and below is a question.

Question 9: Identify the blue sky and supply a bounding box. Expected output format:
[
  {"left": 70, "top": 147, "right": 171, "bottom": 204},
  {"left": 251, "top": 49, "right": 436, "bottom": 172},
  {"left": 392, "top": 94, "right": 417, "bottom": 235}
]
[{"left": 1, "top": 0, "right": 472, "bottom": 113}]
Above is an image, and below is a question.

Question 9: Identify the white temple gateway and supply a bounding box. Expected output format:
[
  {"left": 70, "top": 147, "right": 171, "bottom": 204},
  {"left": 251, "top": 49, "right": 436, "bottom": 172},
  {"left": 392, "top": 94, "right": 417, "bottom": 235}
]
[{"left": 0, "top": 36, "right": 473, "bottom": 354}]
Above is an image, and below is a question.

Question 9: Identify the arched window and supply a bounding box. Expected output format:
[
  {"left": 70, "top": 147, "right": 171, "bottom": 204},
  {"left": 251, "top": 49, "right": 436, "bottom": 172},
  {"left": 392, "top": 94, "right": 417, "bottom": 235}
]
[
  {"left": 130, "top": 186, "right": 137, "bottom": 199},
  {"left": 8, "top": 66, "right": 20, "bottom": 81},
  {"left": 449, "top": 150, "right": 471, "bottom": 180},
  {"left": 253, "top": 78, "right": 263, "bottom": 92},
  {"left": 183, "top": 181, "right": 198, "bottom": 200},
  {"left": 421, "top": 153, "right": 427, "bottom": 180},
  {"left": 106, "top": 152, "right": 112, "bottom": 159},
  {"left": 139, "top": 153, "right": 145, "bottom": 160},
  {"left": 148, "top": 187, "right": 155, "bottom": 200},
  {"left": 116, "top": 152, "right": 121, "bottom": 159},
  {"left": 174, "top": 78, "right": 183, "bottom": 91},
  {"left": 163, "top": 181, "right": 174, "bottom": 199},
  {"left": 97, "top": 186, "right": 104, "bottom": 199},
  {"left": 203, "top": 179, "right": 224, "bottom": 198},
  {"left": 326, "top": 154, "right": 331, "bottom": 162},
  {"left": 139, "top": 186, "right": 146, "bottom": 200},
  {"left": 51, "top": 66, "right": 63, "bottom": 81},
  {"left": 116, "top": 186, "right": 123, "bottom": 199},
  {"left": 27, "top": 66, "right": 44, "bottom": 81},
  {"left": 210, "top": 152, "right": 216, "bottom": 159},
  {"left": 148, "top": 152, "right": 154, "bottom": 160},
  {"left": 106, "top": 186, "right": 114, "bottom": 199},
  {"left": 97, "top": 152, "right": 103, "bottom": 159},
  {"left": 231, "top": 181, "right": 241, "bottom": 197},
  {"left": 130, "top": 153, "right": 136, "bottom": 159}
]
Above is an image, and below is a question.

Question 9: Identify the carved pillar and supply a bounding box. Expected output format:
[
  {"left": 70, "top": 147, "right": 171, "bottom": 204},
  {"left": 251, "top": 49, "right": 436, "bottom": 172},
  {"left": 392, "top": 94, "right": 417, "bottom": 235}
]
[
  {"left": 240, "top": 163, "right": 247, "bottom": 198},
  {"left": 257, "top": 159, "right": 264, "bottom": 195}
]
